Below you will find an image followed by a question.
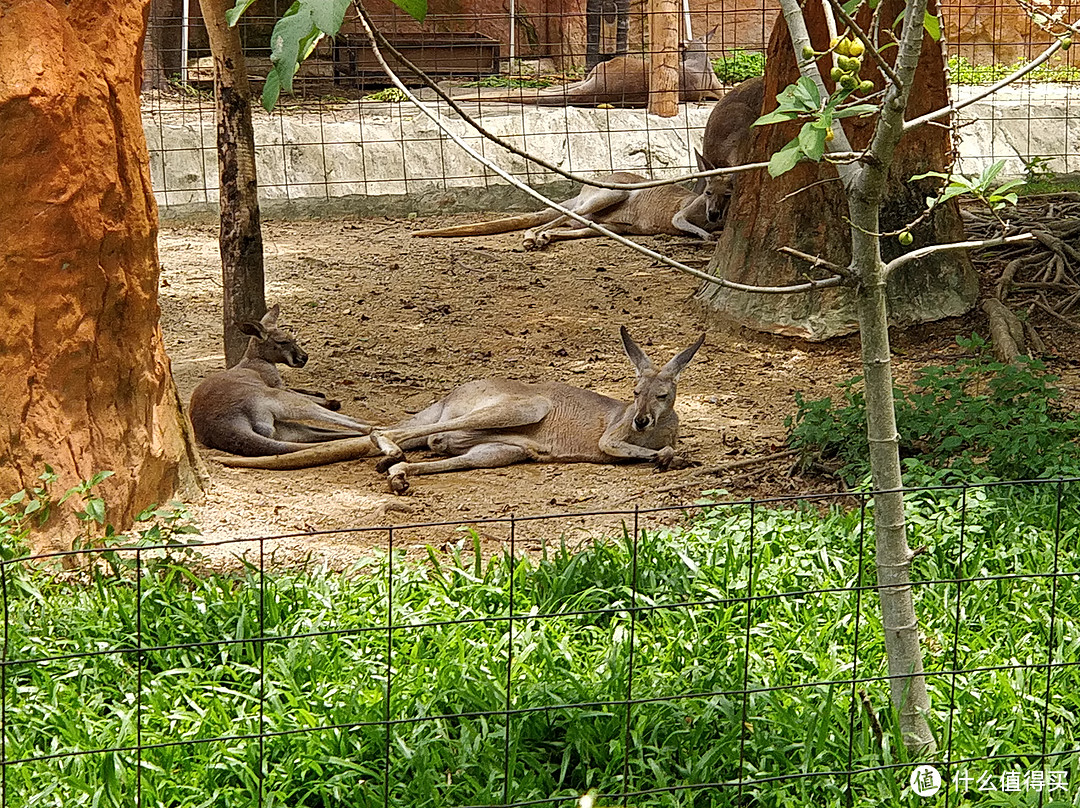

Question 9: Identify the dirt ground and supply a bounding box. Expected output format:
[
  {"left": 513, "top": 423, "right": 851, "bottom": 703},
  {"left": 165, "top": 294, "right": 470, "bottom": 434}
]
[{"left": 156, "top": 216, "right": 1076, "bottom": 565}]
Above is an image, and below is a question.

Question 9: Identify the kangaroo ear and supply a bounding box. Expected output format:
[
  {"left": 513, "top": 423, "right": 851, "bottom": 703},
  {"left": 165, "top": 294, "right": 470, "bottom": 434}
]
[
  {"left": 237, "top": 320, "right": 267, "bottom": 340},
  {"left": 696, "top": 150, "right": 716, "bottom": 172},
  {"left": 262, "top": 304, "right": 281, "bottom": 324},
  {"left": 620, "top": 326, "right": 654, "bottom": 376},
  {"left": 661, "top": 332, "right": 706, "bottom": 378},
  {"left": 693, "top": 150, "right": 707, "bottom": 194}
]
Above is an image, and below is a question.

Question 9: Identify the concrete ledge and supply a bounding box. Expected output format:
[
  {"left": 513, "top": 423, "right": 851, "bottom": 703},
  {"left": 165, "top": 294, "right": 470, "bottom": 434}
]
[{"left": 146, "top": 85, "right": 1080, "bottom": 221}]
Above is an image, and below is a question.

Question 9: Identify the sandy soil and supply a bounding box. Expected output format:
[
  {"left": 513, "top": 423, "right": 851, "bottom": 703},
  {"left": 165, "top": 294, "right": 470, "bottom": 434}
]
[{"left": 157, "top": 216, "right": 1070, "bottom": 565}]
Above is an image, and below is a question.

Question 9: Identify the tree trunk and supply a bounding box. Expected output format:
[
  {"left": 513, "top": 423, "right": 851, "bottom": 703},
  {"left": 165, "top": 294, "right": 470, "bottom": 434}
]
[
  {"left": 647, "top": 0, "right": 679, "bottom": 117},
  {"left": 697, "top": 0, "right": 977, "bottom": 341},
  {"left": 142, "top": 0, "right": 186, "bottom": 91},
  {"left": 0, "top": 0, "right": 204, "bottom": 551},
  {"left": 199, "top": 0, "right": 266, "bottom": 368}
]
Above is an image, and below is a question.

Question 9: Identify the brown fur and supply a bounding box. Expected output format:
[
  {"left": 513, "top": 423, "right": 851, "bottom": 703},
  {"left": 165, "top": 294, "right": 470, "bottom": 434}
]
[
  {"left": 454, "top": 34, "right": 721, "bottom": 107},
  {"left": 220, "top": 328, "right": 706, "bottom": 494},
  {"left": 412, "top": 169, "right": 726, "bottom": 248}
]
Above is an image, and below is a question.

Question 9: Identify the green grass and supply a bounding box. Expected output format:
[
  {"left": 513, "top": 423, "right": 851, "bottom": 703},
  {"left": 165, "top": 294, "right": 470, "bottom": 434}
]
[
  {"left": 2, "top": 478, "right": 1080, "bottom": 807},
  {"left": 949, "top": 54, "right": 1080, "bottom": 85}
]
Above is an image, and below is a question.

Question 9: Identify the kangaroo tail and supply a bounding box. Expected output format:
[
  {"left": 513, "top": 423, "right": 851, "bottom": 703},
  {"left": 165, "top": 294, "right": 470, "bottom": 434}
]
[
  {"left": 219, "top": 436, "right": 381, "bottom": 469},
  {"left": 413, "top": 209, "right": 561, "bottom": 237}
]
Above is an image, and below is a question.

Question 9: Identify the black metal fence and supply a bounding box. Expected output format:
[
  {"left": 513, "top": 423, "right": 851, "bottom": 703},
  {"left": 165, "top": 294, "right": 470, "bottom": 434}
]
[
  {"left": 2, "top": 478, "right": 1078, "bottom": 806},
  {"left": 140, "top": 1, "right": 1080, "bottom": 217}
]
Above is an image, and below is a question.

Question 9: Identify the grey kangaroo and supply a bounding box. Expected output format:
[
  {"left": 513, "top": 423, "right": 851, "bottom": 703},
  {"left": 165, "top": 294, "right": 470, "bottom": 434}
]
[
  {"left": 455, "top": 33, "right": 721, "bottom": 107},
  {"left": 221, "top": 327, "right": 706, "bottom": 494},
  {"left": 413, "top": 164, "right": 725, "bottom": 249},
  {"left": 696, "top": 76, "right": 765, "bottom": 217},
  {"left": 189, "top": 305, "right": 372, "bottom": 456}
]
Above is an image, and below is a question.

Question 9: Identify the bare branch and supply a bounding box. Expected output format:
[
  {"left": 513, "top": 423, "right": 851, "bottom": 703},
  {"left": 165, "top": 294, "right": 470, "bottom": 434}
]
[
  {"left": 883, "top": 233, "right": 1037, "bottom": 277},
  {"left": 779, "top": 246, "right": 854, "bottom": 279},
  {"left": 903, "top": 38, "right": 1065, "bottom": 132}
]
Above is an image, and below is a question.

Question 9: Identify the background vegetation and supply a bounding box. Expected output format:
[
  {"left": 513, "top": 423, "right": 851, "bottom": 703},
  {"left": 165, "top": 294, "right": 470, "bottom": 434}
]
[{"left": 3, "top": 442, "right": 1079, "bottom": 806}]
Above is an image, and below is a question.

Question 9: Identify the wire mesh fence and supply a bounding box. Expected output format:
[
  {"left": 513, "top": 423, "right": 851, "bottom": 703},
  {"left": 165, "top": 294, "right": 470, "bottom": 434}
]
[
  {"left": 2, "top": 477, "right": 1078, "bottom": 806},
  {"left": 140, "top": 0, "right": 1080, "bottom": 217}
]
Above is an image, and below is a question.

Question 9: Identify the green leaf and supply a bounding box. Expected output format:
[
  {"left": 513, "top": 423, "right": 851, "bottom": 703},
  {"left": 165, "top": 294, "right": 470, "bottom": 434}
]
[
  {"left": 798, "top": 122, "right": 827, "bottom": 162},
  {"left": 841, "top": 0, "right": 861, "bottom": 12},
  {"left": 768, "top": 139, "right": 803, "bottom": 177},
  {"left": 268, "top": 1, "right": 316, "bottom": 95},
  {"left": 833, "top": 103, "right": 879, "bottom": 119},
  {"left": 261, "top": 69, "right": 283, "bottom": 112},
  {"left": 753, "top": 109, "right": 801, "bottom": 127},
  {"left": 923, "top": 11, "right": 942, "bottom": 41},
  {"left": 390, "top": 0, "right": 428, "bottom": 23},
  {"left": 310, "top": 0, "right": 354, "bottom": 35},
  {"left": 224, "top": 0, "right": 259, "bottom": 27},
  {"left": 793, "top": 76, "right": 822, "bottom": 110},
  {"left": 85, "top": 497, "right": 106, "bottom": 525}
]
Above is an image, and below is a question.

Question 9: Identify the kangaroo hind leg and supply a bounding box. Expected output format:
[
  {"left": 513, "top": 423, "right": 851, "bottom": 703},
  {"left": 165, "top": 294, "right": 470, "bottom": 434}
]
[
  {"left": 386, "top": 442, "right": 536, "bottom": 494},
  {"left": 523, "top": 187, "right": 631, "bottom": 250}
]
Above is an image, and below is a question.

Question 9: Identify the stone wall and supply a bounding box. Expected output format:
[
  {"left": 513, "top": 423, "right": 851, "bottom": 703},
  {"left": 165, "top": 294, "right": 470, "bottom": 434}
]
[{"left": 147, "top": 85, "right": 1080, "bottom": 220}]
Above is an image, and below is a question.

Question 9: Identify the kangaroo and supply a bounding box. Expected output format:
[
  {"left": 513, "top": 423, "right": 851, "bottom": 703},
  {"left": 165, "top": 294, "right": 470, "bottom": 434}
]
[
  {"left": 696, "top": 76, "right": 766, "bottom": 217},
  {"left": 454, "top": 33, "right": 721, "bottom": 107},
  {"left": 220, "top": 327, "right": 706, "bottom": 494},
  {"left": 188, "top": 305, "right": 373, "bottom": 456},
  {"left": 414, "top": 165, "right": 725, "bottom": 249}
]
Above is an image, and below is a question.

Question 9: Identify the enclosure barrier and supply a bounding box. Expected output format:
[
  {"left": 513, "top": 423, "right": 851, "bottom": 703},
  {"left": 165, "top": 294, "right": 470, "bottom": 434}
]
[
  {"left": 1, "top": 478, "right": 1078, "bottom": 806},
  {"left": 141, "top": 1, "right": 1080, "bottom": 216}
]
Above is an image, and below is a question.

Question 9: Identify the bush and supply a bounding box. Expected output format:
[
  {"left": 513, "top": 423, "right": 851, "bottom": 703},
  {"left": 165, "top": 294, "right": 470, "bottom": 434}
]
[
  {"left": 787, "top": 334, "right": 1080, "bottom": 482},
  {"left": 712, "top": 50, "right": 766, "bottom": 84}
]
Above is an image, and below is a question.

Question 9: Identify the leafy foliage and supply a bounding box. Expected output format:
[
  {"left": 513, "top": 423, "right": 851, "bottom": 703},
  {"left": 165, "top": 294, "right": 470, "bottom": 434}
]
[
  {"left": 711, "top": 50, "right": 766, "bottom": 83},
  {"left": 913, "top": 160, "right": 1025, "bottom": 212},
  {"left": 948, "top": 54, "right": 1080, "bottom": 85},
  {"left": 226, "top": 0, "right": 428, "bottom": 111},
  {"left": 788, "top": 334, "right": 1080, "bottom": 481},
  {"left": 462, "top": 75, "right": 556, "bottom": 89},
  {"left": 753, "top": 77, "right": 877, "bottom": 177},
  {"left": 3, "top": 474, "right": 1080, "bottom": 806}
]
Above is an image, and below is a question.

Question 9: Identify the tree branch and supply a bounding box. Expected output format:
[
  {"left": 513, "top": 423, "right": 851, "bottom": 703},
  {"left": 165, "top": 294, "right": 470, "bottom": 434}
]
[
  {"left": 903, "top": 38, "right": 1065, "bottom": 132},
  {"left": 779, "top": 246, "right": 854, "bottom": 279},
  {"left": 883, "top": 232, "right": 1036, "bottom": 277}
]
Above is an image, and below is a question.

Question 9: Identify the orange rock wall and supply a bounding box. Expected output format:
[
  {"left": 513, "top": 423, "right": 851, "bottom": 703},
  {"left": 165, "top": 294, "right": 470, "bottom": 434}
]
[{"left": 0, "top": 0, "right": 198, "bottom": 549}]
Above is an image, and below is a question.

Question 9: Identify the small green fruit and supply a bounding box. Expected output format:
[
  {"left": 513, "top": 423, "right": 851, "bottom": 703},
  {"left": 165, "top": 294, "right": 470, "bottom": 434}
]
[
  {"left": 847, "top": 39, "right": 865, "bottom": 57},
  {"left": 898, "top": 231, "right": 914, "bottom": 246},
  {"left": 840, "top": 74, "right": 859, "bottom": 91},
  {"left": 802, "top": 45, "right": 817, "bottom": 60},
  {"left": 858, "top": 80, "right": 875, "bottom": 94},
  {"left": 836, "top": 38, "right": 852, "bottom": 56},
  {"left": 830, "top": 67, "right": 845, "bottom": 82},
  {"left": 1062, "top": 36, "right": 1073, "bottom": 50}
]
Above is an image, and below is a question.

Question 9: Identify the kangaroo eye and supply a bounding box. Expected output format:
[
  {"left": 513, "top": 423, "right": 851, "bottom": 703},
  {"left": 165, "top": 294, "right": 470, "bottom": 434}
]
[{"left": 656, "top": 393, "right": 669, "bottom": 400}]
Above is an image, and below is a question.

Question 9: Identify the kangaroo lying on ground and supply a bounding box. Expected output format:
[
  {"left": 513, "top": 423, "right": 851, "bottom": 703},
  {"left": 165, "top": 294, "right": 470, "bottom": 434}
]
[
  {"left": 697, "top": 76, "right": 766, "bottom": 218},
  {"left": 413, "top": 163, "right": 725, "bottom": 248},
  {"left": 189, "top": 305, "right": 372, "bottom": 456},
  {"left": 454, "top": 33, "right": 721, "bottom": 107},
  {"left": 221, "top": 327, "right": 706, "bottom": 494}
]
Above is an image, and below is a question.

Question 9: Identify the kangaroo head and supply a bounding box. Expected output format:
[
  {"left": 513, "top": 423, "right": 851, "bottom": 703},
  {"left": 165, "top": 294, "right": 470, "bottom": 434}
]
[
  {"left": 680, "top": 28, "right": 718, "bottom": 66},
  {"left": 620, "top": 326, "right": 706, "bottom": 433},
  {"left": 694, "top": 150, "right": 732, "bottom": 225},
  {"left": 237, "top": 305, "right": 309, "bottom": 368}
]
